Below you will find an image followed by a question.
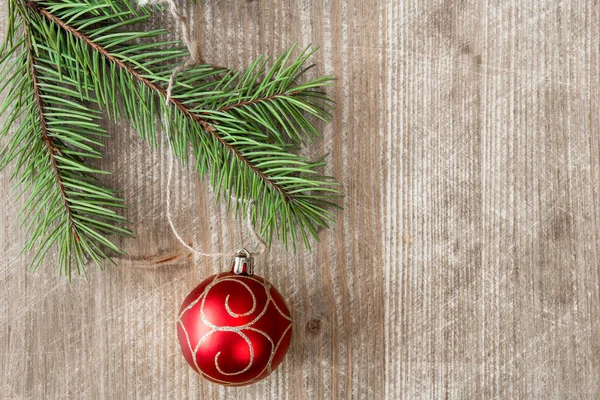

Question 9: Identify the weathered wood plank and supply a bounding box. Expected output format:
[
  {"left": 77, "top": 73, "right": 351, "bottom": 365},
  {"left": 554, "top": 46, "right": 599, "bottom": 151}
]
[{"left": 0, "top": 1, "right": 597, "bottom": 398}]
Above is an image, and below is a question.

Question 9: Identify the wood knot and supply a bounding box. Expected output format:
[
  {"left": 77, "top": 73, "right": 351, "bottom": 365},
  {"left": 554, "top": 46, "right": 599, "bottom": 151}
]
[{"left": 306, "top": 319, "right": 322, "bottom": 334}]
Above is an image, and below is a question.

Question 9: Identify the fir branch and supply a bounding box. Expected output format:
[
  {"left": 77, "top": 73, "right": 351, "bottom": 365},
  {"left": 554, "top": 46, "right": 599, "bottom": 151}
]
[
  {"left": 0, "top": 0, "right": 340, "bottom": 277},
  {"left": 24, "top": 0, "right": 315, "bottom": 203},
  {"left": 23, "top": 25, "right": 80, "bottom": 242},
  {"left": 28, "top": 0, "right": 340, "bottom": 238},
  {"left": 1, "top": 1, "right": 132, "bottom": 277}
]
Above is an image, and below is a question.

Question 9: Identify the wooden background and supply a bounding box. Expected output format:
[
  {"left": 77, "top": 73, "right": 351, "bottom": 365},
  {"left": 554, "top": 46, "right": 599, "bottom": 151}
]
[{"left": 1, "top": 0, "right": 599, "bottom": 398}]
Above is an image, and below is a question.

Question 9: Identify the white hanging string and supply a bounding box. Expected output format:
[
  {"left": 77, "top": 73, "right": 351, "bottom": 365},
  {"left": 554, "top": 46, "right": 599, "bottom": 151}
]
[{"left": 139, "top": 0, "right": 267, "bottom": 257}]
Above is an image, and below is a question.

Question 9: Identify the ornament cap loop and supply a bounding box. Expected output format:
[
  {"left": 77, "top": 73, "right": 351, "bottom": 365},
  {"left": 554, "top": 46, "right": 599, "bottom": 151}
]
[{"left": 232, "top": 248, "right": 254, "bottom": 276}]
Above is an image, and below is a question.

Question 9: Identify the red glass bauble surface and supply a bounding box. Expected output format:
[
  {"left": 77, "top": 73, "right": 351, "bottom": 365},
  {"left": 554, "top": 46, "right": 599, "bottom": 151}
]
[{"left": 177, "top": 271, "right": 293, "bottom": 386}]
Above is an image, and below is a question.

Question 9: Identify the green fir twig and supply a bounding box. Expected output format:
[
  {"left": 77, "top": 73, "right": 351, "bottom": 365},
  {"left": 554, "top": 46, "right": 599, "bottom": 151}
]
[{"left": 0, "top": 0, "right": 340, "bottom": 278}]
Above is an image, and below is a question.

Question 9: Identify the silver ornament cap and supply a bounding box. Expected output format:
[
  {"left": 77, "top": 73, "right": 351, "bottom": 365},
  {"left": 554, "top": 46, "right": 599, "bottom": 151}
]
[{"left": 231, "top": 248, "right": 254, "bottom": 276}]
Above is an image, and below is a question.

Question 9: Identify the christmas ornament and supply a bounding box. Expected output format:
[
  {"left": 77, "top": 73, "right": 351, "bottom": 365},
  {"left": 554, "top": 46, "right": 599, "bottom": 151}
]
[{"left": 177, "top": 250, "right": 292, "bottom": 386}]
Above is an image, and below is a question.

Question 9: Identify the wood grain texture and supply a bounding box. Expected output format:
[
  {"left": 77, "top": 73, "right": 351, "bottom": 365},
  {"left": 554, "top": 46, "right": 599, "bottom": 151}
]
[{"left": 0, "top": 0, "right": 598, "bottom": 398}]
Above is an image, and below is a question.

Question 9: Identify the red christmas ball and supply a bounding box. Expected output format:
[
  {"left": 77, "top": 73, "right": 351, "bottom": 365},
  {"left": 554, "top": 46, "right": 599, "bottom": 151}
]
[{"left": 177, "top": 270, "right": 293, "bottom": 386}]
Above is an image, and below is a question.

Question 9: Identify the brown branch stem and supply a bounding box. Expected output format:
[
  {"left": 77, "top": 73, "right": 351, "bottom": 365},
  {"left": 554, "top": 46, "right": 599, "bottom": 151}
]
[
  {"left": 23, "top": 26, "right": 80, "bottom": 241},
  {"left": 218, "top": 92, "right": 299, "bottom": 112},
  {"left": 25, "top": 0, "right": 293, "bottom": 203}
]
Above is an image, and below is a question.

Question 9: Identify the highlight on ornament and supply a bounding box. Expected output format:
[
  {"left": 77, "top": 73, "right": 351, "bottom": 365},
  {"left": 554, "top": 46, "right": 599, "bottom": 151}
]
[{"left": 177, "top": 250, "right": 293, "bottom": 386}]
